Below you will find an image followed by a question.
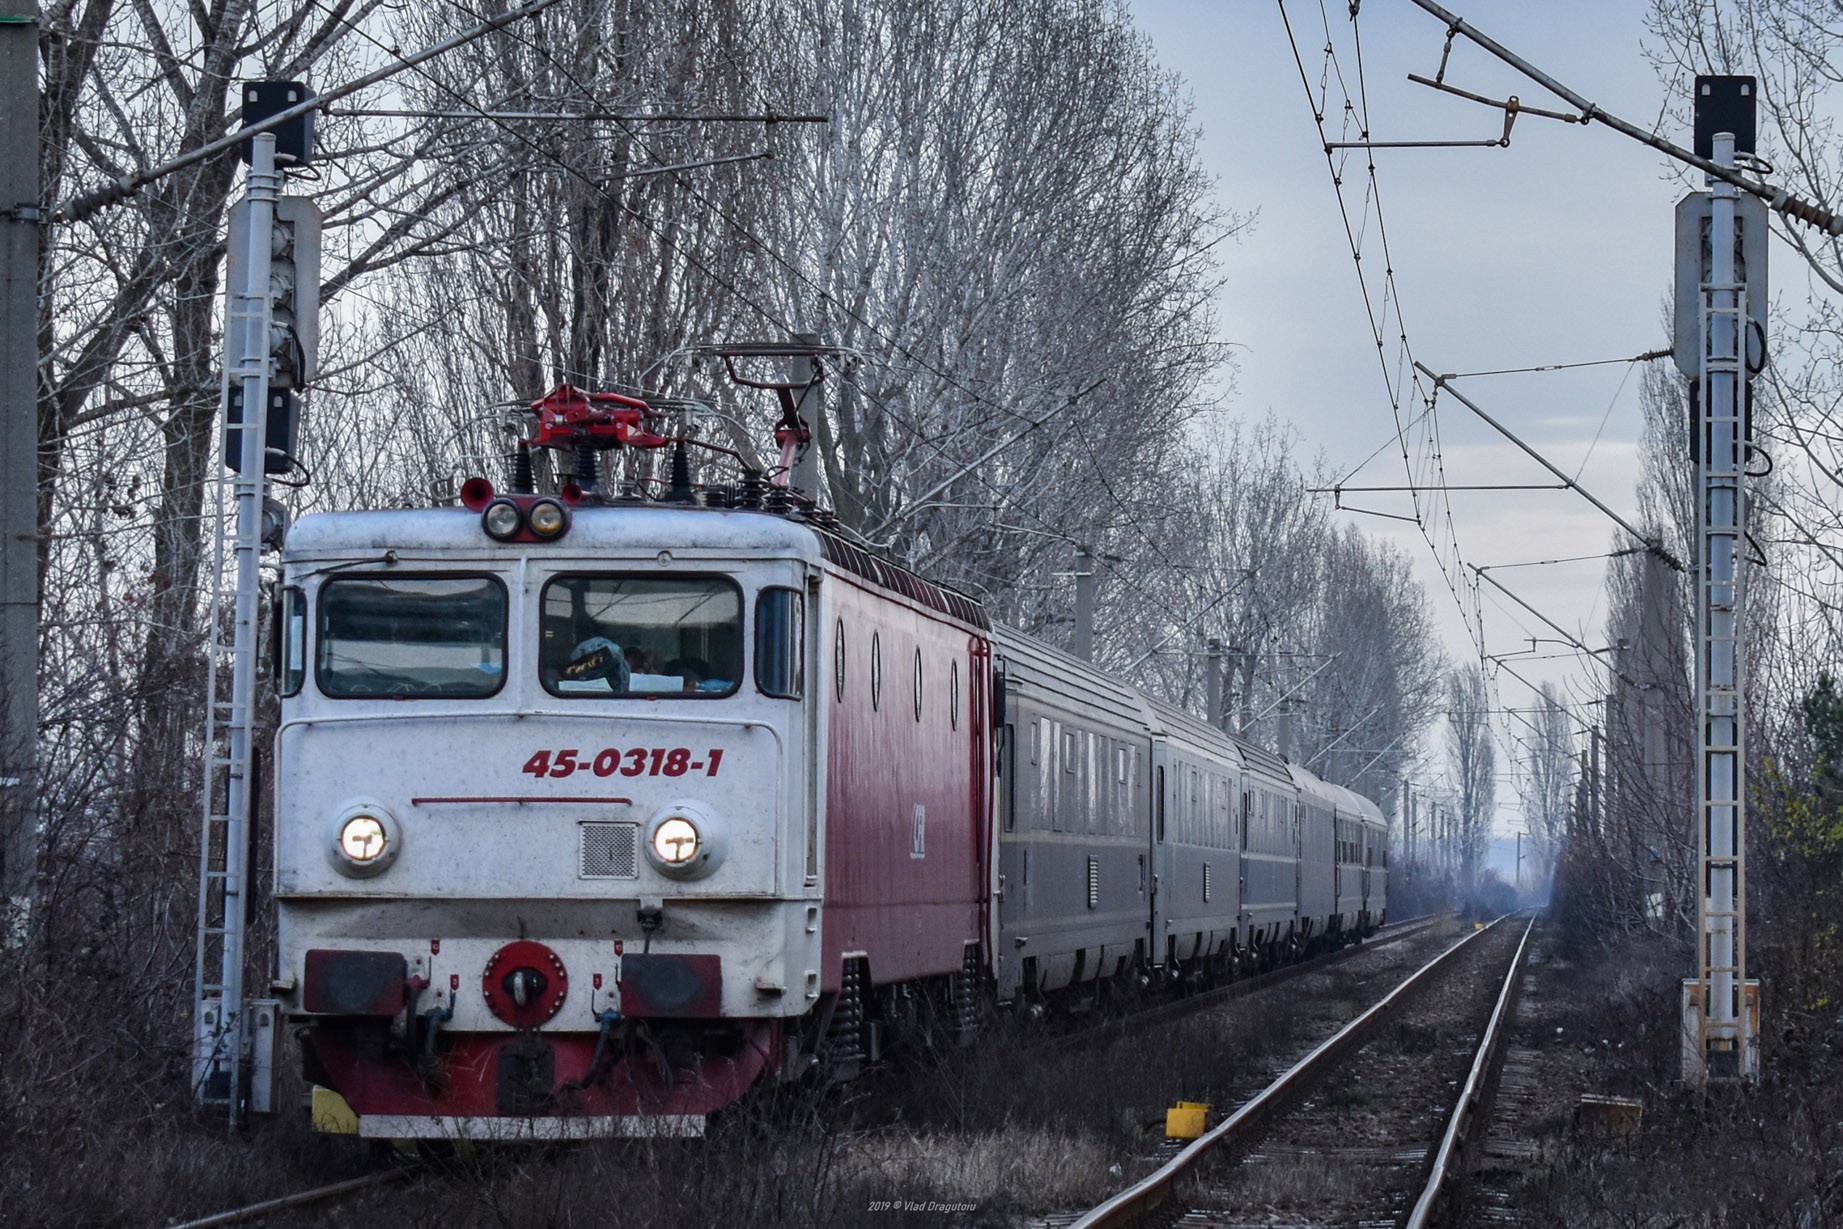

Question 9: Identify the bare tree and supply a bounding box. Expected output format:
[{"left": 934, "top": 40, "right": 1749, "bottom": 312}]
[
  {"left": 1519, "top": 683, "right": 1574, "bottom": 898},
  {"left": 1446, "top": 663, "right": 1496, "bottom": 897}
]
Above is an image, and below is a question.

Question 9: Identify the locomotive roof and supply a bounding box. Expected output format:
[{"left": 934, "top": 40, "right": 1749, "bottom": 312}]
[
  {"left": 283, "top": 503, "right": 831, "bottom": 560},
  {"left": 281, "top": 503, "right": 991, "bottom": 629}
]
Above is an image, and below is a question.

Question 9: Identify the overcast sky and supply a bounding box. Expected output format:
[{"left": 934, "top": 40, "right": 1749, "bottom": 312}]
[{"left": 1132, "top": 1, "right": 1723, "bottom": 820}]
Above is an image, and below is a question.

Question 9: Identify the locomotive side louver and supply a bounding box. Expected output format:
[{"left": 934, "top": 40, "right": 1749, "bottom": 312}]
[
  {"left": 1204, "top": 862, "right": 1213, "bottom": 904},
  {"left": 1086, "top": 856, "right": 1099, "bottom": 910},
  {"left": 579, "top": 822, "right": 640, "bottom": 879}
]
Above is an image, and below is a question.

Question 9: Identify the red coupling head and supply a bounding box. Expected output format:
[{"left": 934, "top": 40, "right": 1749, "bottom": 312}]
[{"left": 531, "top": 383, "right": 669, "bottom": 451}]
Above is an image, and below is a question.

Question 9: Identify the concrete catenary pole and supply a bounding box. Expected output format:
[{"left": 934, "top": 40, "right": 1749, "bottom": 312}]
[
  {"left": 0, "top": 0, "right": 39, "bottom": 946},
  {"left": 1072, "top": 547, "right": 1094, "bottom": 662},
  {"left": 1404, "top": 783, "right": 1415, "bottom": 864},
  {"left": 1205, "top": 638, "right": 1223, "bottom": 728}
]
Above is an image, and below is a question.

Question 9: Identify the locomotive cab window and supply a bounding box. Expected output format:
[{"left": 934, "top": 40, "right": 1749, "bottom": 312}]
[
  {"left": 755, "top": 587, "right": 804, "bottom": 699},
  {"left": 317, "top": 575, "right": 506, "bottom": 698},
  {"left": 541, "top": 575, "right": 742, "bottom": 698},
  {"left": 277, "top": 585, "right": 305, "bottom": 697}
]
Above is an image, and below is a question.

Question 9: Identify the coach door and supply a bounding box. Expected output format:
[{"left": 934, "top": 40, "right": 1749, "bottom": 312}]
[
  {"left": 992, "top": 669, "right": 1026, "bottom": 1003},
  {"left": 972, "top": 641, "right": 996, "bottom": 979},
  {"left": 1360, "top": 823, "right": 1374, "bottom": 919},
  {"left": 1148, "top": 741, "right": 1169, "bottom": 974}
]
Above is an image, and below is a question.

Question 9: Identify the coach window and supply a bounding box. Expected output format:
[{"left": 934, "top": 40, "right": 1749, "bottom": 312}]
[
  {"left": 540, "top": 575, "right": 742, "bottom": 698},
  {"left": 834, "top": 619, "right": 846, "bottom": 700},
  {"left": 318, "top": 575, "right": 506, "bottom": 699},
  {"left": 756, "top": 588, "right": 804, "bottom": 699},
  {"left": 912, "top": 648, "right": 923, "bottom": 720},
  {"left": 278, "top": 585, "right": 305, "bottom": 697},
  {"left": 950, "top": 660, "right": 960, "bottom": 729},
  {"left": 1155, "top": 766, "right": 1166, "bottom": 842}
]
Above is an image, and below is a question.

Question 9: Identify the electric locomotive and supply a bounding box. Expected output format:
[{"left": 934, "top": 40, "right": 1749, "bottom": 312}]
[{"left": 273, "top": 383, "right": 991, "bottom": 1138}]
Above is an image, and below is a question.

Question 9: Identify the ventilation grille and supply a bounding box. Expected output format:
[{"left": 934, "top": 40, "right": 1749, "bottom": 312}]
[
  {"left": 1203, "top": 861, "right": 1213, "bottom": 904},
  {"left": 579, "top": 822, "right": 639, "bottom": 879},
  {"left": 1086, "top": 856, "right": 1100, "bottom": 909}
]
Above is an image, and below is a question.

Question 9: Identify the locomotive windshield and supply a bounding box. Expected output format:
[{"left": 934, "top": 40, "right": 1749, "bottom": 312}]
[
  {"left": 317, "top": 575, "right": 507, "bottom": 698},
  {"left": 541, "top": 575, "right": 743, "bottom": 698}
]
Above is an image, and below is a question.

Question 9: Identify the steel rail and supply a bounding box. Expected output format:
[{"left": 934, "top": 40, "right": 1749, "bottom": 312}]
[
  {"left": 1067, "top": 914, "right": 1514, "bottom": 1229},
  {"left": 166, "top": 1166, "right": 418, "bottom": 1229},
  {"left": 1405, "top": 914, "right": 1538, "bottom": 1228}
]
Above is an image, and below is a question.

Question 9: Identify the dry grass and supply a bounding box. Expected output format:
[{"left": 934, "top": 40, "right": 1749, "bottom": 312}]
[
  {"left": 13, "top": 909, "right": 1842, "bottom": 1228},
  {"left": 843, "top": 1125, "right": 1119, "bottom": 1213},
  {"left": 1487, "top": 924, "right": 1843, "bottom": 1228},
  {"left": 1212, "top": 1151, "right": 1367, "bottom": 1216}
]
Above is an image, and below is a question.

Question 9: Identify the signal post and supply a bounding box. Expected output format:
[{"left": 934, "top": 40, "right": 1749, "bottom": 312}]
[
  {"left": 1674, "top": 77, "right": 1762, "bottom": 1085},
  {"left": 193, "top": 84, "right": 319, "bottom": 1123}
]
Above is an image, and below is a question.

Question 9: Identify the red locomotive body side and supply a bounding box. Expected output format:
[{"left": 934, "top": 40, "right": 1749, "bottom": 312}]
[{"left": 820, "top": 572, "right": 990, "bottom": 991}]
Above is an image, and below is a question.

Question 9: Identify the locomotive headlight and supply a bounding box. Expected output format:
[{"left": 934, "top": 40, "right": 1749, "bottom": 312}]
[
  {"left": 527, "top": 498, "right": 569, "bottom": 539},
  {"left": 327, "top": 802, "right": 401, "bottom": 878},
  {"left": 652, "top": 817, "right": 700, "bottom": 865},
  {"left": 340, "top": 815, "right": 388, "bottom": 862},
  {"left": 644, "top": 802, "right": 725, "bottom": 879},
  {"left": 482, "top": 498, "right": 523, "bottom": 541}
]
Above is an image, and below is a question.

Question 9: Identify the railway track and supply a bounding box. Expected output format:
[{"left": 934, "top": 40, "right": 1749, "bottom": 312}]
[
  {"left": 1056, "top": 913, "right": 1446, "bottom": 1053},
  {"left": 164, "top": 916, "right": 1452, "bottom": 1228},
  {"left": 1061, "top": 912, "right": 1536, "bottom": 1229}
]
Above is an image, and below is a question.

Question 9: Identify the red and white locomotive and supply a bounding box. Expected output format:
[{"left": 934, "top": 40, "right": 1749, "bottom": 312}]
[{"left": 272, "top": 382, "right": 1386, "bottom": 1139}]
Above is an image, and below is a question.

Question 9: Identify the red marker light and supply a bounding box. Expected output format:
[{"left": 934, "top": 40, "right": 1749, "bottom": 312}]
[{"left": 460, "top": 476, "right": 495, "bottom": 511}]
